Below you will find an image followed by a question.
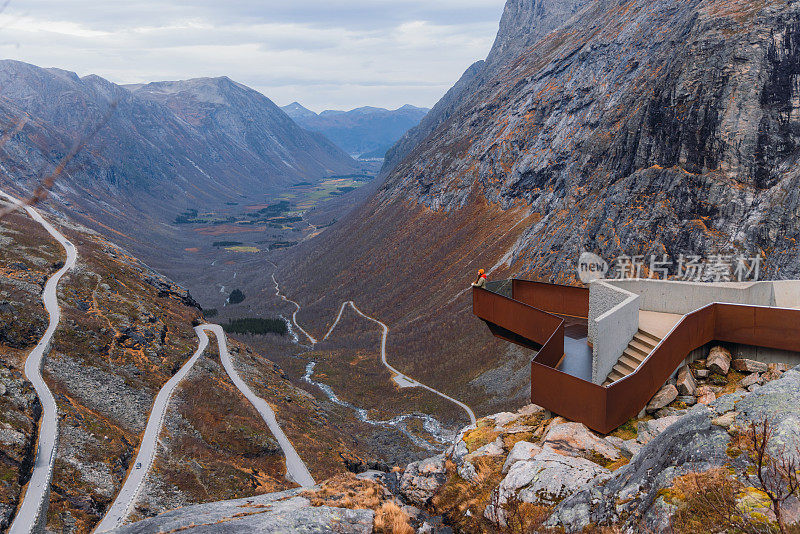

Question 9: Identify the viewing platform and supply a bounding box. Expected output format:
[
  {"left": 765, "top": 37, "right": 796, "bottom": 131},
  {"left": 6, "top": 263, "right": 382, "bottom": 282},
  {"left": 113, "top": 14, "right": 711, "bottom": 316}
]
[{"left": 474, "top": 278, "right": 800, "bottom": 434}]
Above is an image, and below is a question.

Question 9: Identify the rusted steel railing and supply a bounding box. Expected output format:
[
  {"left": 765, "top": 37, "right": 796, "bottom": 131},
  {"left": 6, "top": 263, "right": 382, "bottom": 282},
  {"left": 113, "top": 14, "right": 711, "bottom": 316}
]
[{"left": 473, "top": 281, "right": 800, "bottom": 434}]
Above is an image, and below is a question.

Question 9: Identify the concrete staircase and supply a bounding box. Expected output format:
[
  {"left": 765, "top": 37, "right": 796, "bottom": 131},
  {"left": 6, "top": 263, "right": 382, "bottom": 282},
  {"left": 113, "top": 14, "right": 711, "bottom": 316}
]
[{"left": 603, "top": 329, "right": 663, "bottom": 386}]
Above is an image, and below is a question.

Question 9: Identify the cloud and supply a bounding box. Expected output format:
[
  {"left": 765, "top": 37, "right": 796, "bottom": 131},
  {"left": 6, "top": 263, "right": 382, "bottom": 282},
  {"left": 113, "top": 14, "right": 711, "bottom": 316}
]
[{"left": 0, "top": 0, "right": 505, "bottom": 110}]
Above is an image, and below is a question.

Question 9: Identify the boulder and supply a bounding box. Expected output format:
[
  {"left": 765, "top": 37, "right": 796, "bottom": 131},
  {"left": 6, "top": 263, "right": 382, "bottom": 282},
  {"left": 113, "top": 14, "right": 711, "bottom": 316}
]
[
  {"left": 695, "top": 369, "right": 710, "bottom": 379},
  {"left": 707, "top": 346, "right": 732, "bottom": 375},
  {"left": 676, "top": 365, "right": 696, "bottom": 396},
  {"left": 740, "top": 373, "right": 762, "bottom": 388},
  {"left": 637, "top": 415, "right": 681, "bottom": 445},
  {"left": 548, "top": 369, "right": 800, "bottom": 533},
  {"left": 457, "top": 461, "right": 477, "bottom": 482},
  {"left": 732, "top": 359, "right": 768, "bottom": 374},
  {"left": 400, "top": 455, "right": 447, "bottom": 507},
  {"left": 497, "top": 446, "right": 609, "bottom": 507},
  {"left": 490, "top": 412, "right": 520, "bottom": 429},
  {"left": 646, "top": 384, "right": 678, "bottom": 413},
  {"left": 676, "top": 395, "right": 696, "bottom": 406},
  {"left": 696, "top": 385, "right": 716, "bottom": 405},
  {"left": 502, "top": 441, "right": 542, "bottom": 474},
  {"left": 542, "top": 422, "right": 621, "bottom": 462},
  {"left": 467, "top": 437, "right": 505, "bottom": 460},
  {"left": 517, "top": 404, "right": 546, "bottom": 417}
]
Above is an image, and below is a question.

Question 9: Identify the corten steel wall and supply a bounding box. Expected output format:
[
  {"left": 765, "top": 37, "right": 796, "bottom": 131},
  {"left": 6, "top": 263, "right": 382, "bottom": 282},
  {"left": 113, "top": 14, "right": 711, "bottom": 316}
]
[
  {"left": 512, "top": 279, "right": 589, "bottom": 317},
  {"left": 474, "top": 283, "right": 800, "bottom": 434},
  {"left": 473, "top": 286, "right": 564, "bottom": 347}
]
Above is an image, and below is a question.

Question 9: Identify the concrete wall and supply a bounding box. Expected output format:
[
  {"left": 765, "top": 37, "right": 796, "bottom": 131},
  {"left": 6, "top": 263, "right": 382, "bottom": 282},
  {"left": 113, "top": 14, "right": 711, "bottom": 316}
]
[
  {"left": 589, "top": 281, "right": 640, "bottom": 385},
  {"left": 772, "top": 281, "right": 800, "bottom": 308},
  {"left": 606, "top": 279, "right": 775, "bottom": 314}
]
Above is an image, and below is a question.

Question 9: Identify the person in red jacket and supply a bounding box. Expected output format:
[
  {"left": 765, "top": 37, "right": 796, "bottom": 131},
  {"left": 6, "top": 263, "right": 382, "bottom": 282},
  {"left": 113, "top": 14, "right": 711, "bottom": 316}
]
[{"left": 472, "top": 269, "right": 487, "bottom": 288}]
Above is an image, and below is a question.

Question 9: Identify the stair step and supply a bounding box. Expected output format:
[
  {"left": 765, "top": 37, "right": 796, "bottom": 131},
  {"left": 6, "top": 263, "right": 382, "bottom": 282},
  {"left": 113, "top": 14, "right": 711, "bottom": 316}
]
[
  {"left": 629, "top": 340, "right": 654, "bottom": 355},
  {"left": 622, "top": 348, "right": 646, "bottom": 362},
  {"left": 605, "top": 370, "right": 625, "bottom": 384},
  {"left": 637, "top": 329, "right": 662, "bottom": 344},
  {"left": 612, "top": 363, "right": 634, "bottom": 377},
  {"left": 620, "top": 353, "right": 643, "bottom": 370},
  {"left": 615, "top": 360, "right": 637, "bottom": 374}
]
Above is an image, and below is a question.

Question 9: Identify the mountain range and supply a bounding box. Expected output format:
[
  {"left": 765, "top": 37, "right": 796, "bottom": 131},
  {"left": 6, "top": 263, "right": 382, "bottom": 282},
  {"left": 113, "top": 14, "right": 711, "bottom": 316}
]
[
  {"left": 282, "top": 102, "right": 429, "bottom": 159},
  {"left": 0, "top": 61, "right": 358, "bottom": 253},
  {"left": 380, "top": 0, "right": 591, "bottom": 177}
]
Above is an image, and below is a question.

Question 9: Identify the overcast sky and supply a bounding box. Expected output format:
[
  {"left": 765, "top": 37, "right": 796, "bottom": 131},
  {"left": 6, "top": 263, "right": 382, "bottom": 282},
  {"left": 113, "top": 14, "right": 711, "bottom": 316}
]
[{"left": 0, "top": 0, "right": 505, "bottom": 112}]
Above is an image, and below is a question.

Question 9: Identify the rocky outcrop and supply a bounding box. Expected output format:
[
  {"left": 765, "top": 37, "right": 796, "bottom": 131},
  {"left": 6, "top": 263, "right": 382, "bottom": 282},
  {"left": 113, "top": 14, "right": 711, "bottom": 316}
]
[
  {"left": 108, "top": 489, "right": 374, "bottom": 534},
  {"left": 400, "top": 455, "right": 448, "bottom": 507},
  {"left": 548, "top": 367, "right": 800, "bottom": 532}
]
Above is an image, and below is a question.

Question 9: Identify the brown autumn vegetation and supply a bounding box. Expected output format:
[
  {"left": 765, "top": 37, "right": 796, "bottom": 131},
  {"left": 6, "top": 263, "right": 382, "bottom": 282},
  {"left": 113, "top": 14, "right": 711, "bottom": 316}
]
[
  {"left": 281, "top": 197, "right": 533, "bottom": 423},
  {"left": 301, "top": 473, "right": 414, "bottom": 534}
]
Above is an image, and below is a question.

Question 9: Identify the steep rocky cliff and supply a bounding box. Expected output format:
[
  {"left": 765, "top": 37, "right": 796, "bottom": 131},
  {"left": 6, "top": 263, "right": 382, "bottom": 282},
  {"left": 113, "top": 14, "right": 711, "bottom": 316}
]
[
  {"left": 384, "top": 0, "right": 800, "bottom": 280},
  {"left": 381, "top": 0, "right": 591, "bottom": 176}
]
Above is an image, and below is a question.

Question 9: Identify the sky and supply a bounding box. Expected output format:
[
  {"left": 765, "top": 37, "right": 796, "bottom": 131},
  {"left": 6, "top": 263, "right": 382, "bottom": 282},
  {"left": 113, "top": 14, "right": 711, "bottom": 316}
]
[{"left": 0, "top": 0, "right": 506, "bottom": 112}]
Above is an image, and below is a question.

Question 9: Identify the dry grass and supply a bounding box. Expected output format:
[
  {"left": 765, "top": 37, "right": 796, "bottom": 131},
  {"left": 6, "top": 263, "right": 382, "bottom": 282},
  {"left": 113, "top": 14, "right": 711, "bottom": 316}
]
[
  {"left": 302, "top": 473, "right": 387, "bottom": 510},
  {"left": 374, "top": 502, "right": 414, "bottom": 534},
  {"left": 432, "top": 457, "right": 507, "bottom": 533}
]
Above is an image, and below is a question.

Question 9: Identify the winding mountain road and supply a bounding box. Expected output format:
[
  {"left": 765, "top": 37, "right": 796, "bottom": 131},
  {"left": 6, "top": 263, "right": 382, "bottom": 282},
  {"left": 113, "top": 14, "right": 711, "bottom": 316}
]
[
  {"left": 95, "top": 325, "right": 314, "bottom": 533},
  {"left": 324, "top": 301, "right": 476, "bottom": 425},
  {"left": 273, "top": 274, "right": 476, "bottom": 426},
  {"left": 0, "top": 191, "right": 77, "bottom": 534},
  {"left": 204, "top": 323, "right": 315, "bottom": 487},
  {"left": 93, "top": 328, "right": 211, "bottom": 533}
]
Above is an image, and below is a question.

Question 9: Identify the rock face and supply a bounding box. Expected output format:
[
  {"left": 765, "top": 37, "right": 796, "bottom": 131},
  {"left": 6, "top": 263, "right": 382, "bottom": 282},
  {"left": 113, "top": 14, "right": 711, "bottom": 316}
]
[
  {"left": 108, "top": 489, "right": 374, "bottom": 534},
  {"left": 542, "top": 421, "right": 621, "bottom": 462},
  {"left": 497, "top": 447, "right": 609, "bottom": 506},
  {"left": 548, "top": 367, "right": 800, "bottom": 532},
  {"left": 400, "top": 455, "right": 448, "bottom": 507},
  {"left": 381, "top": 0, "right": 591, "bottom": 177},
  {"left": 378, "top": 0, "right": 800, "bottom": 280}
]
